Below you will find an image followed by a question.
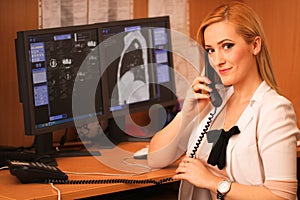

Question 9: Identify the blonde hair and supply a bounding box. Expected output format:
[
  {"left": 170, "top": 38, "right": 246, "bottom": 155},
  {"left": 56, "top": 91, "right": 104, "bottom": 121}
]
[{"left": 197, "top": 1, "right": 278, "bottom": 92}]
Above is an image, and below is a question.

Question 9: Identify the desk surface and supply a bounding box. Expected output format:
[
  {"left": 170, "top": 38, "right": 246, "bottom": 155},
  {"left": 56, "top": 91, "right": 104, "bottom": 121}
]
[
  {"left": 2, "top": 143, "right": 300, "bottom": 200},
  {"left": 0, "top": 142, "right": 179, "bottom": 200}
]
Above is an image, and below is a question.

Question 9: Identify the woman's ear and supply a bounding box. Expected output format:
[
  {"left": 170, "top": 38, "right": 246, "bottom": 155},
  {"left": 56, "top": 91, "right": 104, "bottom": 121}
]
[{"left": 252, "top": 36, "right": 261, "bottom": 55}]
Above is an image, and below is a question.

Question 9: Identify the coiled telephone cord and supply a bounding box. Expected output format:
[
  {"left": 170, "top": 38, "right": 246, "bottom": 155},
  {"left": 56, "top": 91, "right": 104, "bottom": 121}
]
[
  {"left": 45, "top": 177, "right": 174, "bottom": 185},
  {"left": 189, "top": 107, "right": 217, "bottom": 158}
]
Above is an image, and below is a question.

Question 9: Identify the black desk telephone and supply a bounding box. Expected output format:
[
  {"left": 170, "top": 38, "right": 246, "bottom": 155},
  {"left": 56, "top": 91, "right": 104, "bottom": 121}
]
[{"left": 7, "top": 160, "right": 68, "bottom": 183}]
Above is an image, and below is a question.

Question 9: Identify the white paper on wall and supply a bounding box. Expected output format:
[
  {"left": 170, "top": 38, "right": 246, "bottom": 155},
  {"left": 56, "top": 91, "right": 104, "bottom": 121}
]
[
  {"left": 149, "top": 0, "right": 200, "bottom": 100},
  {"left": 39, "top": 0, "right": 133, "bottom": 28}
]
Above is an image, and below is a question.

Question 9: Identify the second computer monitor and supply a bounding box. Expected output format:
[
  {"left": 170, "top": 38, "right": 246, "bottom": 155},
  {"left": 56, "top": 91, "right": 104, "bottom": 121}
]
[{"left": 99, "top": 16, "right": 177, "bottom": 142}]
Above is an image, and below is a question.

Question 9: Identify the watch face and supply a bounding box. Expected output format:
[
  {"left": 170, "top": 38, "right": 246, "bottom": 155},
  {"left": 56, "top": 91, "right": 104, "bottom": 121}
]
[{"left": 218, "top": 181, "right": 231, "bottom": 193}]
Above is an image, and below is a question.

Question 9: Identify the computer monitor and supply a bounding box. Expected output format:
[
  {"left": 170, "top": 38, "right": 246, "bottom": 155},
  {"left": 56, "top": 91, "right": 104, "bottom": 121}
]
[
  {"left": 99, "top": 16, "right": 178, "bottom": 144},
  {"left": 15, "top": 24, "right": 105, "bottom": 165}
]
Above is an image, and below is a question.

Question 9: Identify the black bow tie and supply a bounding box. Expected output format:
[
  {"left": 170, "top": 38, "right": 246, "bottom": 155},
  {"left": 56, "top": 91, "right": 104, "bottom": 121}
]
[{"left": 207, "top": 126, "right": 240, "bottom": 170}]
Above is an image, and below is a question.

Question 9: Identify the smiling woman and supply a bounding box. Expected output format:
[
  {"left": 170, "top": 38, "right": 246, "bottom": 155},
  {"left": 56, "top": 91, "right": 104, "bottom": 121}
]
[{"left": 147, "top": 2, "right": 300, "bottom": 200}]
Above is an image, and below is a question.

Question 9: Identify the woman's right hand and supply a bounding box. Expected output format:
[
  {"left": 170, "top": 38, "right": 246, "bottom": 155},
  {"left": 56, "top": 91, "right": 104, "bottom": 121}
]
[{"left": 181, "top": 76, "right": 212, "bottom": 121}]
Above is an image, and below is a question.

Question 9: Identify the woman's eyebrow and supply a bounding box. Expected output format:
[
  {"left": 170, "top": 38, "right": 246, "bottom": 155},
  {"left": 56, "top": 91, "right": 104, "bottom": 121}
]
[
  {"left": 219, "top": 39, "right": 235, "bottom": 44},
  {"left": 204, "top": 44, "right": 212, "bottom": 49},
  {"left": 205, "top": 39, "right": 234, "bottom": 48}
]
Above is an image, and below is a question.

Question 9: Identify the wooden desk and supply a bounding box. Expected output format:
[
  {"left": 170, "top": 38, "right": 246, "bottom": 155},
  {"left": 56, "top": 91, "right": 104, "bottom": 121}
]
[{"left": 0, "top": 142, "right": 179, "bottom": 200}]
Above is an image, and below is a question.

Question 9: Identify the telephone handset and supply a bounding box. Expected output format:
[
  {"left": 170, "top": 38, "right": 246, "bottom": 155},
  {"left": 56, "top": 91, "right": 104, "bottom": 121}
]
[
  {"left": 205, "top": 52, "right": 223, "bottom": 108},
  {"left": 189, "top": 53, "right": 223, "bottom": 158}
]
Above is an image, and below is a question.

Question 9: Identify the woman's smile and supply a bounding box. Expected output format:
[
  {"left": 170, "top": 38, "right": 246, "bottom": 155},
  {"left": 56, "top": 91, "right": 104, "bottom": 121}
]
[{"left": 218, "top": 67, "right": 232, "bottom": 75}]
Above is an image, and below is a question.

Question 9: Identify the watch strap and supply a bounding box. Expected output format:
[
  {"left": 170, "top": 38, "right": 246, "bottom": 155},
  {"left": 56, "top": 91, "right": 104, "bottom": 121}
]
[{"left": 217, "top": 190, "right": 225, "bottom": 200}]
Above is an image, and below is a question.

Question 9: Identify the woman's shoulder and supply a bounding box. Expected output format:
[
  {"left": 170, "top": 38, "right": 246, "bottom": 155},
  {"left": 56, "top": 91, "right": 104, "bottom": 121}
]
[
  {"left": 252, "top": 83, "right": 295, "bottom": 118},
  {"left": 252, "top": 82, "right": 293, "bottom": 108},
  {"left": 263, "top": 89, "right": 291, "bottom": 105}
]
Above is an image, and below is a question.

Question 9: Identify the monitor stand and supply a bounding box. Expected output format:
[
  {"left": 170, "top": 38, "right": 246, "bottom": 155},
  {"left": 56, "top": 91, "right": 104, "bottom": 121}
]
[
  {"left": 34, "top": 132, "right": 101, "bottom": 166},
  {"left": 103, "top": 105, "right": 179, "bottom": 146},
  {"left": 104, "top": 116, "right": 154, "bottom": 146},
  {"left": 34, "top": 133, "right": 57, "bottom": 166}
]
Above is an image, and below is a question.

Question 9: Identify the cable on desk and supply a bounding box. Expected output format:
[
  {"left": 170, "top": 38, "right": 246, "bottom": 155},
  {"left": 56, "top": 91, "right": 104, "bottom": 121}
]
[
  {"left": 62, "top": 156, "right": 152, "bottom": 177},
  {"left": 122, "top": 156, "right": 152, "bottom": 171},
  {"left": 63, "top": 169, "right": 150, "bottom": 176},
  {"left": 50, "top": 183, "right": 61, "bottom": 200}
]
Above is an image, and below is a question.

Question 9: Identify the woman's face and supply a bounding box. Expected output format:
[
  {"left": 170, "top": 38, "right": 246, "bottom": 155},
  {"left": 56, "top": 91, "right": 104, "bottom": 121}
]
[{"left": 204, "top": 21, "right": 259, "bottom": 87}]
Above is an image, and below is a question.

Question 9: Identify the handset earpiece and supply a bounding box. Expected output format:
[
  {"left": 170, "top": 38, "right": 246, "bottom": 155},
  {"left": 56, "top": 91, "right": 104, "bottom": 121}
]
[{"left": 204, "top": 53, "right": 223, "bottom": 107}]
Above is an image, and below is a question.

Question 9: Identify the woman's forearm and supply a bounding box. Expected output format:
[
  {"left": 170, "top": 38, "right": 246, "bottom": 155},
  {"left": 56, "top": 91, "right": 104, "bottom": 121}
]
[
  {"left": 148, "top": 112, "right": 191, "bottom": 168},
  {"left": 222, "top": 183, "right": 286, "bottom": 200}
]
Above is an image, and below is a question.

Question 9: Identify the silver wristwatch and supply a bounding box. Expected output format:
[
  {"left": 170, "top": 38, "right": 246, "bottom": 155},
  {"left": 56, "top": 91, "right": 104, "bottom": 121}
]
[{"left": 217, "top": 179, "right": 232, "bottom": 200}]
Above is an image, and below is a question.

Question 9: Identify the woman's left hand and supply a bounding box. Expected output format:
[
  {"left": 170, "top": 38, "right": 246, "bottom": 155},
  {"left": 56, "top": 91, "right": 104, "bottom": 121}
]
[{"left": 172, "top": 157, "right": 219, "bottom": 190}]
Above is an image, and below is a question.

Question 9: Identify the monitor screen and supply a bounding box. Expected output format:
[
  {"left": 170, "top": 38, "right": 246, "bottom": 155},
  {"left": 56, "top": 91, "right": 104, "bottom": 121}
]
[
  {"left": 15, "top": 24, "right": 104, "bottom": 164},
  {"left": 101, "top": 16, "right": 176, "bottom": 115},
  {"left": 99, "top": 16, "right": 177, "bottom": 141},
  {"left": 16, "top": 24, "right": 104, "bottom": 136}
]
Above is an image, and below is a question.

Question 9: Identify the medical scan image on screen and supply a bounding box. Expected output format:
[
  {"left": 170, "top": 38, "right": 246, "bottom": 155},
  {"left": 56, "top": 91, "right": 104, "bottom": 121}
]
[
  {"left": 117, "top": 30, "right": 150, "bottom": 105},
  {"left": 102, "top": 24, "right": 173, "bottom": 113}
]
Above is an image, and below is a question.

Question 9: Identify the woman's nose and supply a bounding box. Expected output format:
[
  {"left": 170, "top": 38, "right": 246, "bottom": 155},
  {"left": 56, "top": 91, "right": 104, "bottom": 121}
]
[{"left": 212, "top": 51, "right": 225, "bottom": 67}]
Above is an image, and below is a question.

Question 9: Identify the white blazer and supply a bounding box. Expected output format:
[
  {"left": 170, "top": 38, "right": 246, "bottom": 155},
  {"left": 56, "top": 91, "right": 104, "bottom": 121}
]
[{"left": 181, "top": 81, "right": 300, "bottom": 199}]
